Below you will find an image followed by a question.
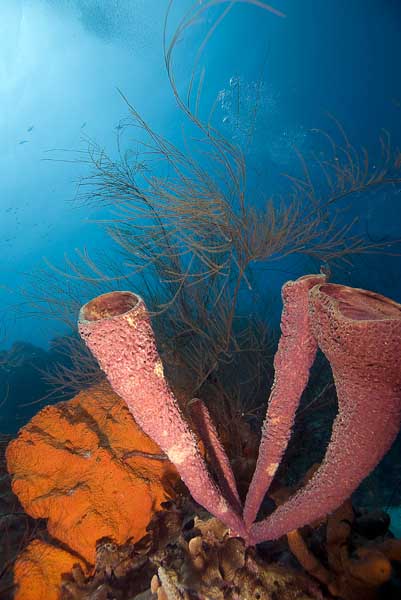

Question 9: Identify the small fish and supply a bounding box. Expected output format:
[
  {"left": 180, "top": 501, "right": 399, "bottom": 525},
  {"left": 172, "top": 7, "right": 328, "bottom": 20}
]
[
  {"left": 81, "top": 121, "right": 87, "bottom": 129},
  {"left": 27, "top": 125, "right": 34, "bottom": 132},
  {"left": 18, "top": 140, "right": 29, "bottom": 145}
]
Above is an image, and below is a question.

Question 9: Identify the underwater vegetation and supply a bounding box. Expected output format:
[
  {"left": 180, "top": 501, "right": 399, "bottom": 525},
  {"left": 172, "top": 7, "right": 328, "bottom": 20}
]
[
  {"left": 2, "top": 1, "right": 401, "bottom": 598},
  {"left": 4, "top": 274, "right": 401, "bottom": 599},
  {"left": 76, "top": 273, "right": 401, "bottom": 546}
]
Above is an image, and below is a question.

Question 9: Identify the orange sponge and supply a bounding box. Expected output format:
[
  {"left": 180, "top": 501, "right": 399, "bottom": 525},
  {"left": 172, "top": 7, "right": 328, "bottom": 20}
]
[{"left": 6, "top": 383, "right": 179, "bottom": 563}]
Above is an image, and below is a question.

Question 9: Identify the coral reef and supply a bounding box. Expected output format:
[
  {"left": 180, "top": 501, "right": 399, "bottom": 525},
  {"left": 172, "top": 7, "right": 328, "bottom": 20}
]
[
  {"left": 149, "top": 516, "right": 323, "bottom": 600},
  {"left": 6, "top": 383, "right": 179, "bottom": 563},
  {"left": 6, "top": 445, "right": 401, "bottom": 599},
  {"left": 287, "top": 500, "right": 401, "bottom": 600},
  {"left": 78, "top": 277, "right": 401, "bottom": 548},
  {"left": 60, "top": 537, "right": 153, "bottom": 599},
  {"left": 59, "top": 497, "right": 189, "bottom": 599},
  {"left": 5, "top": 274, "right": 401, "bottom": 599},
  {"left": 58, "top": 500, "right": 323, "bottom": 600}
]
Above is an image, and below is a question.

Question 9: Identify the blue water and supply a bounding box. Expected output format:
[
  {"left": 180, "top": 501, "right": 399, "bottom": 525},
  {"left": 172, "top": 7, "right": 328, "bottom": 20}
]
[{"left": 1, "top": 1, "right": 401, "bottom": 437}]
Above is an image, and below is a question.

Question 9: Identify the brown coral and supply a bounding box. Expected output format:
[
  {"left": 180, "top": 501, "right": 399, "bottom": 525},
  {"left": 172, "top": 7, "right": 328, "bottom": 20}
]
[
  {"left": 6, "top": 383, "right": 179, "bottom": 563},
  {"left": 287, "top": 500, "right": 401, "bottom": 600},
  {"left": 150, "top": 516, "right": 323, "bottom": 599}
]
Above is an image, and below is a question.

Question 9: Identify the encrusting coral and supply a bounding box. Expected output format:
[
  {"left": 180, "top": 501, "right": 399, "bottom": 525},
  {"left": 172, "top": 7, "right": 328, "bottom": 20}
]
[
  {"left": 78, "top": 275, "right": 401, "bottom": 548},
  {"left": 6, "top": 383, "right": 179, "bottom": 564}
]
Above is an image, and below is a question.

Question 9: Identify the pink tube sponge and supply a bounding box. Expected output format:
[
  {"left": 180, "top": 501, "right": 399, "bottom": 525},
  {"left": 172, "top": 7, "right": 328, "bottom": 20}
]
[
  {"left": 250, "top": 282, "right": 401, "bottom": 545},
  {"left": 243, "top": 274, "right": 326, "bottom": 528},
  {"left": 78, "top": 291, "right": 246, "bottom": 539},
  {"left": 189, "top": 398, "right": 242, "bottom": 514}
]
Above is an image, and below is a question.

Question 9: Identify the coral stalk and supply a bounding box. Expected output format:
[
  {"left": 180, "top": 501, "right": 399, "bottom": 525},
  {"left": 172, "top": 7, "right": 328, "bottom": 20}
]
[
  {"left": 250, "top": 282, "right": 401, "bottom": 544},
  {"left": 243, "top": 274, "right": 326, "bottom": 527},
  {"left": 78, "top": 291, "right": 246, "bottom": 539}
]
